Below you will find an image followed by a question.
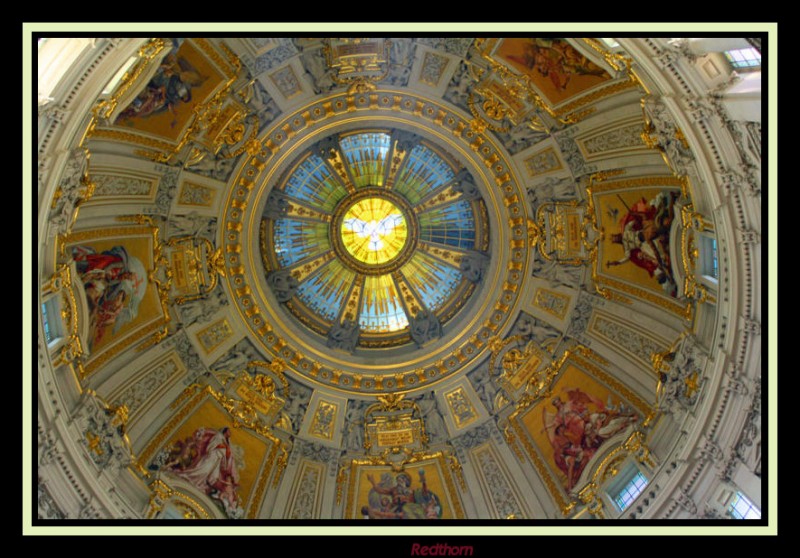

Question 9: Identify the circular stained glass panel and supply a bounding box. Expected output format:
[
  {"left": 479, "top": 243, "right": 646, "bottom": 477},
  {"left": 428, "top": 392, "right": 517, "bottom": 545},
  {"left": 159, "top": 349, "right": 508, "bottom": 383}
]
[{"left": 341, "top": 197, "right": 408, "bottom": 265}]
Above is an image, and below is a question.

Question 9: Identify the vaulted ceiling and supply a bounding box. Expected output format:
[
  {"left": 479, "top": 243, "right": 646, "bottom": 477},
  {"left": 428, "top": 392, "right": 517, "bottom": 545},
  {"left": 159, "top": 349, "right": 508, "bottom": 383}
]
[{"left": 32, "top": 32, "right": 767, "bottom": 531}]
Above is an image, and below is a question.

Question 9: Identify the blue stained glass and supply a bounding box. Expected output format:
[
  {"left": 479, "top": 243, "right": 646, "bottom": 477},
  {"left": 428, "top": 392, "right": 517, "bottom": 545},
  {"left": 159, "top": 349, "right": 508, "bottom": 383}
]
[
  {"left": 401, "top": 252, "right": 462, "bottom": 311},
  {"left": 418, "top": 200, "right": 476, "bottom": 250},
  {"left": 394, "top": 144, "right": 455, "bottom": 205},
  {"left": 295, "top": 259, "right": 354, "bottom": 322},
  {"left": 272, "top": 218, "right": 330, "bottom": 267},
  {"left": 283, "top": 154, "right": 348, "bottom": 212},
  {"left": 339, "top": 132, "right": 391, "bottom": 188}
]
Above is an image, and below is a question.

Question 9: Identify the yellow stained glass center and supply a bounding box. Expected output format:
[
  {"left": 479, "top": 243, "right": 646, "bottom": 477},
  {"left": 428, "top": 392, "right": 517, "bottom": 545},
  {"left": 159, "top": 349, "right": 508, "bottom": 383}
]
[{"left": 341, "top": 197, "right": 408, "bottom": 265}]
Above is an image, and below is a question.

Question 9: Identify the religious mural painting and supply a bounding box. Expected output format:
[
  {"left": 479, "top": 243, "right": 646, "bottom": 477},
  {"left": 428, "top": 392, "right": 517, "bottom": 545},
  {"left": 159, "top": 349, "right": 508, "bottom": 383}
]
[
  {"left": 346, "top": 457, "right": 463, "bottom": 519},
  {"left": 494, "top": 38, "right": 611, "bottom": 106},
  {"left": 113, "top": 38, "right": 226, "bottom": 142},
  {"left": 591, "top": 181, "right": 683, "bottom": 301},
  {"left": 144, "top": 393, "right": 277, "bottom": 519},
  {"left": 63, "top": 226, "right": 168, "bottom": 372},
  {"left": 512, "top": 355, "right": 648, "bottom": 497}
]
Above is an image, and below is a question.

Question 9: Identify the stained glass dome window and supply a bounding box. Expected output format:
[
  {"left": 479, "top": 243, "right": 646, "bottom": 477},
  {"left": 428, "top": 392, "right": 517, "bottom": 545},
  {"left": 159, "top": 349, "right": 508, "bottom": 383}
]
[
  {"left": 341, "top": 197, "right": 408, "bottom": 266},
  {"left": 261, "top": 130, "right": 489, "bottom": 350}
]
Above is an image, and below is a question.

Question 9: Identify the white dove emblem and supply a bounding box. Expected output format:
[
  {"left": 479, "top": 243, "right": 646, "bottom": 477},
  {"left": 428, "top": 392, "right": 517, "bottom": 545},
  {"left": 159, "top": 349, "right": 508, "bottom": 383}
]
[{"left": 343, "top": 213, "right": 403, "bottom": 252}]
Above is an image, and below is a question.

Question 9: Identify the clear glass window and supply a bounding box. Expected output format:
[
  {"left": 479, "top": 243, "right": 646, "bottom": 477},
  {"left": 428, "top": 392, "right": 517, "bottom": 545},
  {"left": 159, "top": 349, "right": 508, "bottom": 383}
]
[
  {"left": 729, "top": 491, "right": 761, "bottom": 520},
  {"left": 614, "top": 471, "right": 649, "bottom": 511},
  {"left": 41, "top": 297, "right": 63, "bottom": 345},
  {"left": 699, "top": 235, "right": 719, "bottom": 281},
  {"left": 725, "top": 48, "right": 762, "bottom": 69},
  {"left": 42, "top": 302, "right": 52, "bottom": 343}
]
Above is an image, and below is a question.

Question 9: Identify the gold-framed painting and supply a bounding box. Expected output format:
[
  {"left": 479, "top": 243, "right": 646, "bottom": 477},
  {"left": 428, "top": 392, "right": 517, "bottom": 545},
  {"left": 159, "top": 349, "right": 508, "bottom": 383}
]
[
  {"left": 139, "top": 385, "right": 282, "bottom": 519},
  {"left": 507, "top": 349, "right": 652, "bottom": 513},
  {"left": 344, "top": 454, "right": 465, "bottom": 519},
  {"left": 89, "top": 37, "right": 239, "bottom": 158},
  {"left": 61, "top": 224, "right": 169, "bottom": 377},
  {"left": 476, "top": 38, "right": 639, "bottom": 123},
  {"left": 493, "top": 38, "right": 612, "bottom": 106},
  {"left": 587, "top": 176, "right": 688, "bottom": 315}
]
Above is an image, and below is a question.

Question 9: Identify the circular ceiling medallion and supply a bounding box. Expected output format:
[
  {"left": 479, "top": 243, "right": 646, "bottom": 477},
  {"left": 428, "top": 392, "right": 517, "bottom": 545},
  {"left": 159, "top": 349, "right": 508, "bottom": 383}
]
[
  {"left": 261, "top": 129, "right": 489, "bottom": 346},
  {"left": 225, "top": 90, "right": 529, "bottom": 394},
  {"left": 332, "top": 188, "right": 418, "bottom": 275}
]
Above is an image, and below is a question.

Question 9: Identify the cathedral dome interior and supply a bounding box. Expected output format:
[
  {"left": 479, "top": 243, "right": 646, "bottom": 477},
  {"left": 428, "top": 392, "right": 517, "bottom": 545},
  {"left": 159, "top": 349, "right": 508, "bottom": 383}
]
[{"left": 30, "top": 30, "right": 770, "bottom": 532}]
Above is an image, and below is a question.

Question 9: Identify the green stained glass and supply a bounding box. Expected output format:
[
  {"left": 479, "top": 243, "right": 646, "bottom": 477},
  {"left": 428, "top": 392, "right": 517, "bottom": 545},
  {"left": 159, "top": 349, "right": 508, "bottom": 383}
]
[{"left": 394, "top": 143, "right": 455, "bottom": 204}]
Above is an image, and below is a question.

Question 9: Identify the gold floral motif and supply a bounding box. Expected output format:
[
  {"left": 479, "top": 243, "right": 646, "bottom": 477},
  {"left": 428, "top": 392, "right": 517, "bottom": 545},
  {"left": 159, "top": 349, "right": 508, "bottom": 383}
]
[
  {"left": 577, "top": 482, "right": 606, "bottom": 518},
  {"left": 679, "top": 203, "right": 714, "bottom": 304},
  {"left": 375, "top": 393, "right": 408, "bottom": 412},
  {"left": 467, "top": 92, "right": 509, "bottom": 133},
  {"left": 444, "top": 387, "right": 478, "bottom": 429},
  {"left": 309, "top": 400, "right": 338, "bottom": 440},
  {"left": 248, "top": 359, "right": 290, "bottom": 397},
  {"left": 535, "top": 200, "right": 590, "bottom": 264}
]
